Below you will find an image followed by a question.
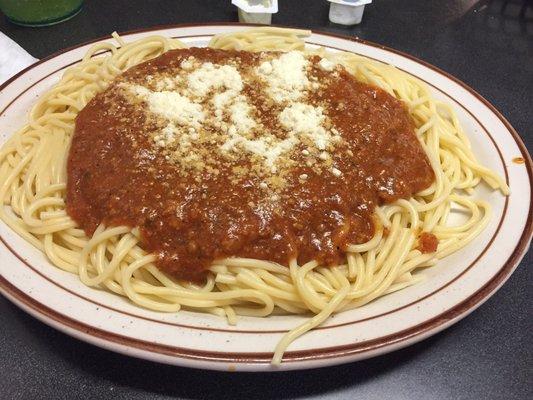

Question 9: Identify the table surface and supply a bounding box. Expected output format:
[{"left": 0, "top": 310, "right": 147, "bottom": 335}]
[{"left": 0, "top": 0, "right": 531, "bottom": 399}]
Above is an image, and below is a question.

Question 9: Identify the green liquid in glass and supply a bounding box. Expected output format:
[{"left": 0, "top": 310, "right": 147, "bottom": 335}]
[{"left": 0, "top": 0, "right": 83, "bottom": 26}]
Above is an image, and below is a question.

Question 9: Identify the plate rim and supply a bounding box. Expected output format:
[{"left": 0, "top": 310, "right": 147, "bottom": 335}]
[{"left": 0, "top": 22, "right": 531, "bottom": 370}]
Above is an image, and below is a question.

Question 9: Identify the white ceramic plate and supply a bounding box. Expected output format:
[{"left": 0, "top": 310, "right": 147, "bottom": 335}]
[{"left": 0, "top": 24, "right": 531, "bottom": 372}]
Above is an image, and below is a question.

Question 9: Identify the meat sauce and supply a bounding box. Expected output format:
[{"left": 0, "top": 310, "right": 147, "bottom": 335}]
[
  {"left": 66, "top": 48, "right": 435, "bottom": 281},
  {"left": 418, "top": 232, "right": 439, "bottom": 254}
]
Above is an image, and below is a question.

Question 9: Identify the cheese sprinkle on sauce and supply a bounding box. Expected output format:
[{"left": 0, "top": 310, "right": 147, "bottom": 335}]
[{"left": 117, "top": 50, "right": 352, "bottom": 193}]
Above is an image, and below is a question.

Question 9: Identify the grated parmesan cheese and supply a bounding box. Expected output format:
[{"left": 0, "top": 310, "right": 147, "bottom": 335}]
[
  {"left": 256, "top": 51, "right": 310, "bottom": 103},
  {"left": 332, "top": 167, "right": 342, "bottom": 177},
  {"left": 131, "top": 86, "right": 205, "bottom": 127},
  {"left": 318, "top": 58, "right": 336, "bottom": 72},
  {"left": 212, "top": 89, "right": 238, "bottom": 111},
  {"left": 187, "top": 63, "right": 243, "bottom": 97},
  {"left": 180, "top": 58, "right": 194, "bottom": 70},
  {"left": 155, "top": 77, "right": 177, "bottom": 91},
  {"left": 279, "top": 103, "right": 334, "bottom": 151},
  {"left": 123, "top": 51, "right": 347, "bottom": 188},
  {"left": 230, "top": 96, "right": 256, "bottom": 134}
]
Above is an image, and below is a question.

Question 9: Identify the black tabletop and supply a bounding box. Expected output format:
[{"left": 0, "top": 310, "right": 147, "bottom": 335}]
[{"left": 0, "top": 1, "right": 532, "bottom": 399}]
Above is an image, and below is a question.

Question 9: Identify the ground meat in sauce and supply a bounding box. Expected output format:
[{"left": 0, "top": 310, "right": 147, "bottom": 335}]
[
  {"left": 66, "top": 47, "right": 435, "bottom": 282},
  {"left": 418, "top": 232, "right": 438, "bottom": 254}
]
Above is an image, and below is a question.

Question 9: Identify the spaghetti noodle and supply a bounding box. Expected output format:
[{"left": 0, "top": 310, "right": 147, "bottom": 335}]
[{"left": 0, "top": 28, "right": 508, "bottom": 364}]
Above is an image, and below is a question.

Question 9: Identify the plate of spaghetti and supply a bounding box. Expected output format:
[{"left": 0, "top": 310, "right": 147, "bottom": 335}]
[{"left": 0, "top": 24, "right": 530, "bottom": 371}]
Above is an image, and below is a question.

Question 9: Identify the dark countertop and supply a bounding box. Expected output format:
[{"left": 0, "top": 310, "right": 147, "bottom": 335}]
[{"left": 0, "top": 1, "right": 531, "bottom": 399}]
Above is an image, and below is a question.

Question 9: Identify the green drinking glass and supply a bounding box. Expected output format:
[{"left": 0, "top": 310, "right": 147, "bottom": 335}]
[{"left": 0, "top": 0, "right": 83, "bottom": 27}]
